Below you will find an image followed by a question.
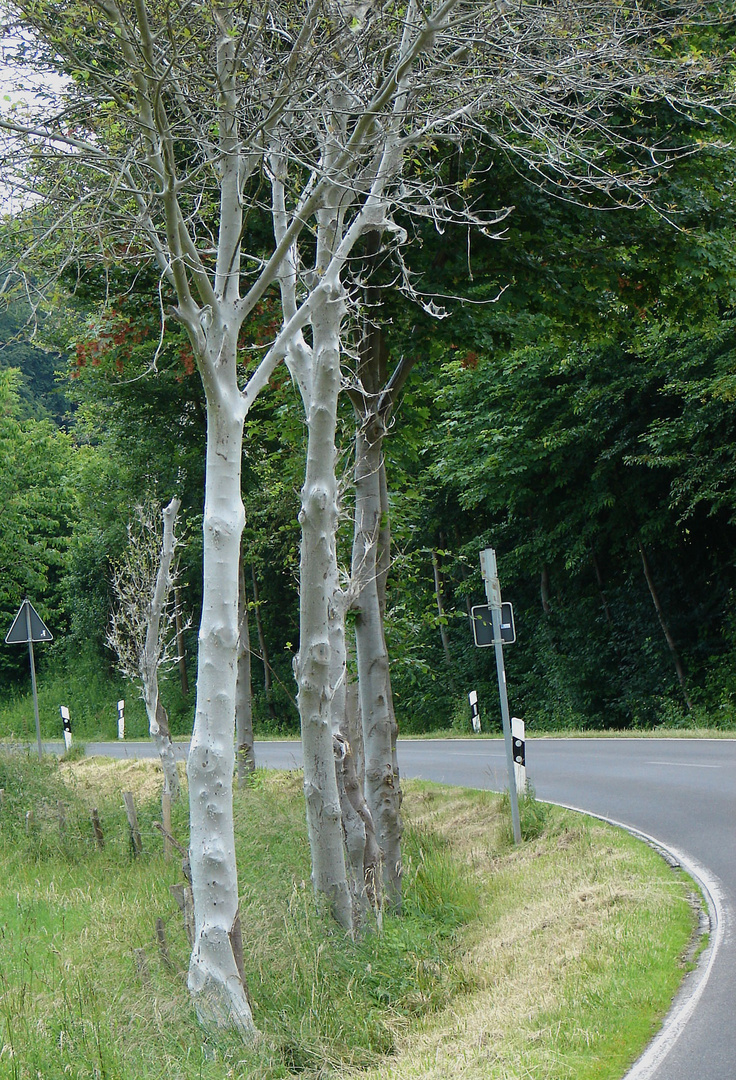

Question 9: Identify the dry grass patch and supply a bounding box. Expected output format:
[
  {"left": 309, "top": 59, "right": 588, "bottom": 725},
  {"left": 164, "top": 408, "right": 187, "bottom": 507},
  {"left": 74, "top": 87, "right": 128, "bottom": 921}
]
[
  {"left": 59, "top": 754, "right": 186, "bottom": 802},
  {"left": 348, "top": 783, "right": 697, "bottom": 1080}
]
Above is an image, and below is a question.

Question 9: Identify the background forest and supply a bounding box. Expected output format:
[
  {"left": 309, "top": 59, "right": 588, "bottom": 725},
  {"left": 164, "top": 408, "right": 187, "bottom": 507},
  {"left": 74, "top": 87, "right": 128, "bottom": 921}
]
[{"left": 2, "top": 136, "right": 736, "bottom": 740}]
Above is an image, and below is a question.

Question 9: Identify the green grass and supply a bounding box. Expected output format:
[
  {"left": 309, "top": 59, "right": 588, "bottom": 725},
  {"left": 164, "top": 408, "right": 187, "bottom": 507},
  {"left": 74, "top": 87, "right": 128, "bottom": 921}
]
[
  {"left": 0, "top": 754, "right": 699, "bottom": 1080},
  {"left": 3, "top": 654, "right": 736, "bottom": 745},
  {"left": 0, "top": 654, "right": 196, "bottom": 742}
]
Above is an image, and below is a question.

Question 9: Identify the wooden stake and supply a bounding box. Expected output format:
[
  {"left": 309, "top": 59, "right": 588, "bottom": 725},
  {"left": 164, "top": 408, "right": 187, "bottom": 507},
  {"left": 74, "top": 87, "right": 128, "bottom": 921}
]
[
  {"left": 90, "top": 807, "right": 104, "bottom": 849},
  {"left": 133, "top": 947, "right": 151, "bottom": 986},
  {"left": 161, "top": 791, "right": 172, "bottom": 861},
  {"left": 122, "top": 791, "right": 143, "bottom": 857},
  {"left": 155, "top": 917, "right": 174, "bottom": 972},
  {"left": 169, "top": 883, "right": 195, "bottom": 946}
]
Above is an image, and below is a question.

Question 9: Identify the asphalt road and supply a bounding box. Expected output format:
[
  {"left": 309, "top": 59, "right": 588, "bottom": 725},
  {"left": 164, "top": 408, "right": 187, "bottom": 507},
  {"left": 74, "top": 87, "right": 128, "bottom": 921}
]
[{"left": 75, "top": 735, "right": 734, "bottom": 1079}]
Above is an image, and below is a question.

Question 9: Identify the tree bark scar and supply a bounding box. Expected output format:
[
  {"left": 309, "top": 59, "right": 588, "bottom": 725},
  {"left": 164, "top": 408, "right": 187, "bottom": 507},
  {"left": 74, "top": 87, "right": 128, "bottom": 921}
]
[{"left": 228, "top": 906, "right": 250, "bottom": 1003}]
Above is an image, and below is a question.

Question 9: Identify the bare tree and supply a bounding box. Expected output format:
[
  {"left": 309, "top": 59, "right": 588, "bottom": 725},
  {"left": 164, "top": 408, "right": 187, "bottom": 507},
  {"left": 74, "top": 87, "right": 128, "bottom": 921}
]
[
  {"left": 0, "top": 0, "right": 724, "bottom": 1032},
  {"left": 107, "top": 497, "right": 183, "bottom": 800}
]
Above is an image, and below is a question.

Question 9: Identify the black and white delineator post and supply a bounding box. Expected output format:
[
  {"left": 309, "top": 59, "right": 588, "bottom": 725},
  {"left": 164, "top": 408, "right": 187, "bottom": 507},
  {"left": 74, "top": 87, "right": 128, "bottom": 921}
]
[
  {"left": 5, "top": 600, "right": 54, "bottom": 762},
  {"left": 511, "top": 716, "right": 526, "bottom": 795},
  {"left": 117, "top": 699, "right": 125, "bottom": 740},
  {"left": 480, "top": 548, "right": 522, "bottom": 845},
  {"left": 60, "top": 705, "right": 72, "bottom": 752},
  {"left": 469, "top": 690, "right": 481, "bottom": 733}
]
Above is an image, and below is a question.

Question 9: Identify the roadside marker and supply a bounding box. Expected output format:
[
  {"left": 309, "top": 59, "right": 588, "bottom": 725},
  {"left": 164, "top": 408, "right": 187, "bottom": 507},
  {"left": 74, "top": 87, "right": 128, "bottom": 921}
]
[
  {"left": 469, "top": 690, "right": 481, "bottom": 732},
  {"left": 117, "top": 699, "right": 125, "bottom": 740},
  {"left": 60, "top": 705, "right": 72, "bottom": 752},
  {"left": 511, "top": 716, "right": 527, "bottom": 795}
]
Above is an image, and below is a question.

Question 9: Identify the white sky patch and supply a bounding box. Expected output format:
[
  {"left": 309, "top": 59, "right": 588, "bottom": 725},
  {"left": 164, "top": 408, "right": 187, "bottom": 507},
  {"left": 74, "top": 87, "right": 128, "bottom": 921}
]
[{"left": 0, "top": 27, "right": 70, "bottom": 215}]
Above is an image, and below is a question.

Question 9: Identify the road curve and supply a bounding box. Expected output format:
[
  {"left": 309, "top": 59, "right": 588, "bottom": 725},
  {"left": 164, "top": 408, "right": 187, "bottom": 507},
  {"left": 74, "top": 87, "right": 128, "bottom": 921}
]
[{"left": 74, "top": 736, "right": 734, "bottom": 1078}]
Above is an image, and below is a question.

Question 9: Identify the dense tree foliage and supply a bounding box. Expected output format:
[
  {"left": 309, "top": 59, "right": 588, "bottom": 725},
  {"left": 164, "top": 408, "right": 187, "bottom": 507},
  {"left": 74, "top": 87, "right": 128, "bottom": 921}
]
[
  {"left": 0, "top": 367, "right": 76, "bottom": 683},
  {"left": 1, "top": 16, "right": 735, "bottom": 741}
]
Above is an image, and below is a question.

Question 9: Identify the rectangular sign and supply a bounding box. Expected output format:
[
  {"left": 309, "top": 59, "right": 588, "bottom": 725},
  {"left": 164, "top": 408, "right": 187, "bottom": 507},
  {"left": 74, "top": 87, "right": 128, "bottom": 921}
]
[{"left": 470, "top": 602, "right": 516, "bottom": 647}]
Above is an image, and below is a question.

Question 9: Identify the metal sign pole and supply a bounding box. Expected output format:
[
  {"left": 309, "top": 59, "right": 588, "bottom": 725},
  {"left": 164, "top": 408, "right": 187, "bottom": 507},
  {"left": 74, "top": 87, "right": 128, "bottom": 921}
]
[
  {"left": 25, "top": 603, "right": 43, "bottom": 762},
  {"left": 481, "top": 548, "right": 521, "bottom": 844}
]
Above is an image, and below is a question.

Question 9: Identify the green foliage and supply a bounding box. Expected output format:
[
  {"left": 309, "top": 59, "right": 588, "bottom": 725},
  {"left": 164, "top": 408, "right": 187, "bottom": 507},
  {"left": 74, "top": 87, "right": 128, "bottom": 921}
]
[
  {"left": 0, "top": 648, "right": 195, "bottom": 741},
  {"left": 59, "top": 738, "right": 86, "bottom": 762},
  {"left": 402, "top": 826, "right": 480, "bottom": 931},
  {"left": 0, "top": 300, "right": 70, "bottom": 424},
  {"left": 0, "top": 368, "right": 78, "bottom": 685},
  {"left": 500, "top": 784, "right": 551, "bottom": 844}
]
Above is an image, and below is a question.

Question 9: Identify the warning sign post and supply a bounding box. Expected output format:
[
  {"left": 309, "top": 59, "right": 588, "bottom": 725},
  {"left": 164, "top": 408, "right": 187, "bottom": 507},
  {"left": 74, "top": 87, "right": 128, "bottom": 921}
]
[
  {"left": 480, "top": 549, "right": 522, "bottom": 845},
  {"left": 5, "top": 601, "right": 54, "bottom": 760}
]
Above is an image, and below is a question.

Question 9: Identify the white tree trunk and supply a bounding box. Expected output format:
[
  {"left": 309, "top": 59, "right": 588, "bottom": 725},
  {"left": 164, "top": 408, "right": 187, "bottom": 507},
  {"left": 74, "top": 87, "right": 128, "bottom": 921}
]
[
  {"left": 294, "top": 284, "right": 353, "bottom": 934},
  {"left": 186, "top": 379, "right": 256, "bottom": 1035},
  {"left": 329, "top": 591, "right": 369, "bottom": 925},
  {"left": 352, "top": 422, "right": 403, "bottom": 910}
]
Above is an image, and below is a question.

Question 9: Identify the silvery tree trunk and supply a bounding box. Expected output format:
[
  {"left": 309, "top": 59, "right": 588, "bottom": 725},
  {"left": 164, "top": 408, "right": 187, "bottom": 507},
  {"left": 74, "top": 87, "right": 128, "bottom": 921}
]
[
  {"left": 329, "top": 588, "right": 369, "bottom": 926},
  {"left": 348, "top": 311, "right": 411, "bottom": 911},
  {"left": 329, "top": 581, "right": 381, "bottom": 926},
  {"left": 294, "top": 282, "right": 354, "bottom": 934},
  {"left": 335, "top": 654, "right": 382, "bottom": 922},
  {"left": 186, "top": 359, "right": 256, "bottom": 1035},
  {"left": 352, "top": 417, "right": 403, "bottom": 910}
]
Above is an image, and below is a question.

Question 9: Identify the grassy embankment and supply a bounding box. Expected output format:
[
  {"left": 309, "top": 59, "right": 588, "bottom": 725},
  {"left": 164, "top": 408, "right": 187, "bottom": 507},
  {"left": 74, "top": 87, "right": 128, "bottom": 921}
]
[{"left": 0, "top": 750, "right": 699, "bottom": 1080}]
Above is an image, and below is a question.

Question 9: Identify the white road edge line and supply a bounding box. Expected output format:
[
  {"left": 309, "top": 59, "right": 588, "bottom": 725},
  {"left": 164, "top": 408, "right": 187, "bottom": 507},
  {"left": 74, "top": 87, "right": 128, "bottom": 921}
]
[
  {"left": 552, "top": 801, "right": 727, "bottom": 1080},
  {"left": 645, "top": 762, "right": 721, "bottom": 769}
]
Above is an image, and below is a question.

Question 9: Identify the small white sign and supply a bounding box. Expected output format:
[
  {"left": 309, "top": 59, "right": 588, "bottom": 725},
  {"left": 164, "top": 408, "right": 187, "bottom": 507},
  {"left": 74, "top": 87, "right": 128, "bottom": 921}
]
[
  {"left": 511, "top": 716, "right": 526, "bottom": 794},
  {"left": 468, "top": 689, "right": 481, "bottom": 732},
  {"left": 60, "top": 705, "right": 72, "bottom": 750}
]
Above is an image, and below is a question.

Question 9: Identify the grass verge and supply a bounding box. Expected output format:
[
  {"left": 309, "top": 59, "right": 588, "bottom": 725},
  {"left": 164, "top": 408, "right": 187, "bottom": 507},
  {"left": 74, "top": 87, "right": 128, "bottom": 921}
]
[{"left": 0, "top": 753, "right": 698, "bottom": 1079}]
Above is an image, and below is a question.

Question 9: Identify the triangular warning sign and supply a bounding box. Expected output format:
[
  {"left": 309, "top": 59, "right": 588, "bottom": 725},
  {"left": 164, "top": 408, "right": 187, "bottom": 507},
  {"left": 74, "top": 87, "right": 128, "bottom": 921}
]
[{"left": 5, "top": 600, "right": 54, "bottom": 645}]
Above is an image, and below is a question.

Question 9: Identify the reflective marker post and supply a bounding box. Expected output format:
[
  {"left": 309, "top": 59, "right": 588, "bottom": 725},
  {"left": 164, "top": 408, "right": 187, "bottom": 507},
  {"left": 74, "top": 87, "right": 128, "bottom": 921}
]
[
  {"left": 60, "top": 706, "right": 72, "bottom": 752},
  {"left": 480, "top": 548, "right": 521, "bottom": 845},
  {"left": 469, "top": 690, "right": 481, "bottom": 733},
  {"left": 511, "top": 716, "right": 527, "bottom": 796}
]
